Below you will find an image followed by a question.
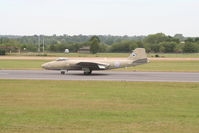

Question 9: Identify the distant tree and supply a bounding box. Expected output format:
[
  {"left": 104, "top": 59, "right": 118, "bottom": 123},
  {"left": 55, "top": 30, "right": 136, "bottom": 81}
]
[
  {"left": 56, "top": 44, "right": 66, "bottom": 52},
  {"left": 174, "top": 34, "right": 184, "bottom": 41},
  {"left": 98, "top": 43, "right": 108, "bottom": 52},
  {"left": 0, "top": 49, "right": 6, "bottom": 55},
  {"left": 110, "top": 40, "right": 138, "bottom": 52},
  {"left": 143, "top": 43, "right": 151, "bottom": 53},
  {"left": 144, "top": 33, "right": 169, "bottom": 53},
  {"left": 194, "top": 37, "right": 199, "bottom": 42},
  {"left": 26, "top": 44, "right": 37, "bottom": 52},
  {"left": 64, "top": 43, "right": 81, "bottom": 52},
  {"left": 167, "top": 36, "right": 180, "bottom": 43},
  {"left": 144, "top": 33, "right": 181, "bottom": 53},
  {"left": 150, "top": 43, "right": 161, "bottom": 53},
  {"left": 175, "top": 43, "right": 184, "bottom": 53},
  {"left": 159, "top": 42, "right": 177, "bottom": 53},
  {"left": 185, "top": 38, "right": 194, "bottom": 43},
  {"left": 2, "top": 33, "right": 199, "bottom": 53},
  {"left": 136, "top": 41, "right": 144, "bottom": 48},
  {"left": 89, "top": 36, "right": 100, "bottom": 43},
  {"left": 110, "top": 41, "right": 129, "bottom": 52},
  {"left": 49, "top": 44, "right": 56, "bottom": 52},
  {"left": 183, "top": 42, "right": 198, "bottom": 53},
  {"left": 144, "top": 33, "right": 168, "bottom": 44},
  {"left": 89, "top": 36, "right": 100, "bottom": 54},
  {"left": 129, "top": 42, "right": 138, "bottom": 51}
]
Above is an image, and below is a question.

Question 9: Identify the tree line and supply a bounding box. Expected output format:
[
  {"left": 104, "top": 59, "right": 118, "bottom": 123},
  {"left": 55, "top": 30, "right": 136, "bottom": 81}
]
[{"left": 0, "top": 33, "right": 199, "bottom": 54}]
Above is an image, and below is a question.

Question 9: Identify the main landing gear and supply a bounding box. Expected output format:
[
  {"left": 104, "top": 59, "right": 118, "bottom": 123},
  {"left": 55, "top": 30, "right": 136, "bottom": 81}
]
[
  {"left": 82, "top": 68, "right": 92, "bottom": 75},
  {"left": 84, "top": 70, "right": 92, "bottom": 75},
  {"left": 60, "top": 69, "right": 92, "bottom": 75}
]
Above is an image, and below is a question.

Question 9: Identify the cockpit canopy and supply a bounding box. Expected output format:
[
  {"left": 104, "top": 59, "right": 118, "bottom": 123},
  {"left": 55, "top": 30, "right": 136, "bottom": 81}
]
[{"left": 55, "top": 57, "right": 68, "bottom": 61}]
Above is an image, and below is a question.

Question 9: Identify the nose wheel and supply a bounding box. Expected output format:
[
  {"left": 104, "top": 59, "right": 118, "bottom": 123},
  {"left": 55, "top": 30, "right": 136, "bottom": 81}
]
[{"left": 61, "top": 71, "right": 65, "bottom": 75}]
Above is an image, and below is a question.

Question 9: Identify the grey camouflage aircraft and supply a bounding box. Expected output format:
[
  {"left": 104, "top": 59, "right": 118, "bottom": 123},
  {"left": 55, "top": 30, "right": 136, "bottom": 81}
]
[{"left": 42, "top": 48, "right": 148, "bottom": 75}]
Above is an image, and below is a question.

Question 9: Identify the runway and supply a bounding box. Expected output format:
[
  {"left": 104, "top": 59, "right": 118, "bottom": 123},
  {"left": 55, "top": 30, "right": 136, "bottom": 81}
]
[{"left": 0, "top": 70, "right": 199, "bottom": 82}]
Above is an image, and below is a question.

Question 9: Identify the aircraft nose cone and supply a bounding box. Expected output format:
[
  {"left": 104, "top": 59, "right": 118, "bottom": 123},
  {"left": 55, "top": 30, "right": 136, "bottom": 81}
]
[{"left": 41, "top": 63, "right": 48, "bottom": 69}]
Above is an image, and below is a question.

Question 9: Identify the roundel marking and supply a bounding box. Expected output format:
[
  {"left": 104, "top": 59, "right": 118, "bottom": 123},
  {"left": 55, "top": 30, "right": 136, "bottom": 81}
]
[{"left": 131, "top": 53, "right": 137, "bottom": 57}]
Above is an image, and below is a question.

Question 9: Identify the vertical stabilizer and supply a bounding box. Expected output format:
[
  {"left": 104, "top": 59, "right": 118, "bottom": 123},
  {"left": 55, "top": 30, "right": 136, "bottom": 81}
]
[{"left": 128, "top": 48, "right": 148, "bottom": 65}]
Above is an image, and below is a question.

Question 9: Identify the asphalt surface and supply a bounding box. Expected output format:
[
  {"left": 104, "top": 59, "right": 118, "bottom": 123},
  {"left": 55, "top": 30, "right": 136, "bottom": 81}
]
[{"left": 0, "top": 70, "right": 199, "bottom": 82}]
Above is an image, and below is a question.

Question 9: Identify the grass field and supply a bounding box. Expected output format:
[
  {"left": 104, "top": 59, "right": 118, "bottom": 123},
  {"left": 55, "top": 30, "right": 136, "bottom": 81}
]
[
  {"left": 0, "top": 59, "right": 199, "bottom": 72},
  {"left": 0, "top": 60, "right": 46, "bottom": 70},
  {"left": 7, "top": 52, "right": 199, "bottom": 58},
  {"left": 0, "top": 80, "right": 199, "bottom": 133},
  {"left": 148, "top": 53, "right": 199, "bottom": 58},
  {"left": 8, "top": 52, "right": 130, "bottom": 57},
  {"left": 118, "top": 60, "right": 199, "bottom": 72}
]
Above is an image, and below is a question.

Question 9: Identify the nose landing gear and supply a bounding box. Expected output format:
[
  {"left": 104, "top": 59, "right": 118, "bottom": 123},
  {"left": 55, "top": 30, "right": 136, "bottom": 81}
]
[{"left": 61, "top": 71, "right": 65, "bottom": 75}]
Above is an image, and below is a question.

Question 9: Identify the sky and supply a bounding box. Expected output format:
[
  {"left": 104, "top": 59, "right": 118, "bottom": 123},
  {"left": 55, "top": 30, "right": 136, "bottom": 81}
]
[{"left": 0, "top": 0, "right": 199, "bottom": 36}]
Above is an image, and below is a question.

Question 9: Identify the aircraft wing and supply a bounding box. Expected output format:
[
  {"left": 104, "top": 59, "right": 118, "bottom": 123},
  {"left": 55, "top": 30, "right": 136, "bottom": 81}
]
[{"left": 76, "top": 62, "right": 109, "bottom": 70}]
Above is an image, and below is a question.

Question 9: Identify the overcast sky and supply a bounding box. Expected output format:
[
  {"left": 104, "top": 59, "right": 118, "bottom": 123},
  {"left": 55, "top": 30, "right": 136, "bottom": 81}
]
[{"left": 0, "top": 0, "right": 198, "bottom": 36}]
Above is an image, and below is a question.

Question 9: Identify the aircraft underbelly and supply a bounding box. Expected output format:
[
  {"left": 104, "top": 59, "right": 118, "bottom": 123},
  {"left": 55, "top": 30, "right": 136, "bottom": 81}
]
[{"left": 67, "top": 65, "right": 82, "bottom": 70}]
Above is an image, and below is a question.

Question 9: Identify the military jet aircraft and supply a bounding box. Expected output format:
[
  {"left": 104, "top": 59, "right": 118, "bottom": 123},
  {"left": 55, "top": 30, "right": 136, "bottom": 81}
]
[{"left": 42, "top": 48, "right": 148, "bottom": 75}]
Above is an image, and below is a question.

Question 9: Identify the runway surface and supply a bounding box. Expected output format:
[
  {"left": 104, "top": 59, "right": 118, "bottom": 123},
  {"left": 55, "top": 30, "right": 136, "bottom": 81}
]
[{"left": 0, "top": 70, "right": 199, "bottom": 82}]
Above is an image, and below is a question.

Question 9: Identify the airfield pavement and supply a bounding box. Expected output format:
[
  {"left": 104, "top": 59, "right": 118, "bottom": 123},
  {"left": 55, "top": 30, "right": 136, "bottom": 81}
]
[{"left": 0, "top": 70, "right": 199, "bottom": 82}]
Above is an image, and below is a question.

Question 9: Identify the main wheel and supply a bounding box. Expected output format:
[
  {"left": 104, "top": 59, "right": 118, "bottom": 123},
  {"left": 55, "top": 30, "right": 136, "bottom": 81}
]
[
  {"left": 84, "top": 70, "right": 92, "bottom": 75},
  {"left": 61, "top": 71, "right": 65, "bottom": 75}
]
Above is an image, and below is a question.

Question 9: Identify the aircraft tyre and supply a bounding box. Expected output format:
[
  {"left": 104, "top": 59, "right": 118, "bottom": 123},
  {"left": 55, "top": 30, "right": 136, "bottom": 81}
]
[
  {"left": 84, "top": 70, "right": 92, "bottom": 75},
  {"left": 61, "top": 71, "right": 65, "bottom": 75}
]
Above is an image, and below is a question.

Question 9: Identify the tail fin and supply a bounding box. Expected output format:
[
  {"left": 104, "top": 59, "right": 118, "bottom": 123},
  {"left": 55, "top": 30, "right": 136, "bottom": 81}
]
[{"left": 128, "top": 48, "right": 148, "bottom": 65}]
